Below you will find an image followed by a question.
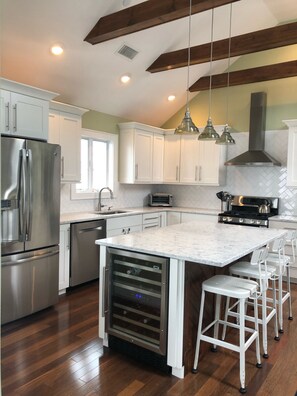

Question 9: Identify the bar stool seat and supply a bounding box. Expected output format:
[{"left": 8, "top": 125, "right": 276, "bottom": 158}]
[
  {"left": 192, "top": 271, "right": 262, "bottom": 393},
  {"left": 225, "top": 247, "right": 279, "bottom": 358}
]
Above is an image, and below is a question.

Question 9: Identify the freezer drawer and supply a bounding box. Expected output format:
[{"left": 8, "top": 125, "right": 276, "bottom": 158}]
[
  {"left": 1, "top": 247, "right": 59, "bottom": 324},
  {"left": 70, "top": 219, "right": 106, "bottom": 287}
]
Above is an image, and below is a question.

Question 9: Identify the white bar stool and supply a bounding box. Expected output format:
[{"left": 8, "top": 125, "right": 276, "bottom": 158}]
[
  {"left": 224, "top": 246, "right": 279, "bottom": 358},
  {"left": 192, "top": 249, "right": 264, "bottom": 393},
  {"left": 266, "top": 233, "right": 295, "bottom": 332}
]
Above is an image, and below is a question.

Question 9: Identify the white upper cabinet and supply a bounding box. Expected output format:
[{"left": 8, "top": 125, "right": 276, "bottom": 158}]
[
  {"left": 284, "top": 119, "right": 297, "bottom": 187},
  {"left": 48, "top": 101, "right": 88, "bottom": 183},
  {"left": 163, "top": 132, "right": 226, "bottom": 185},
  {"left": 0, "top": 78, "right": 57, "bottom": 140},
  {"left": 119, "top": 122, "right": 164, "bottom": 184},
  {"left": 163, "top": 134, "right": 181, "bottom": 183}
]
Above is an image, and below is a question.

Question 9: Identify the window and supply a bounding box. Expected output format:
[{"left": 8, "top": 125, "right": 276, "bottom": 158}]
[{"left": 71, "top": 129, "right": 118, "bottom": 200}]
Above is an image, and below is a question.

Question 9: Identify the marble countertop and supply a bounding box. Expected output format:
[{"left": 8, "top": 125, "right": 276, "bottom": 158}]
[
  {"left": 96, "top": 220, "right": 287, "bottom": 267},
  {"left": 60, "top": 206, "right": 219, "bottom": 224},
  {"left": 271, "top": 215, "right": 297, "bottom": 223}
]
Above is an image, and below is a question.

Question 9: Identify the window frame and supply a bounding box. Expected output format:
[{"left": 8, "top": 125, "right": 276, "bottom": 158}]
[{"left": 71, "top": 128, "right": 118, "bottom": 200}]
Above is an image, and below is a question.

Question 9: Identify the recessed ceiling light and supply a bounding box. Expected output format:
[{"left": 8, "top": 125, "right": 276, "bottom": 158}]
[
  {"left": 50, "top": 45, "right": 63, "bottom": 56},
  {"left": 120, "top": 74, "right": 131, "bottom": 84},
  {"left": 168, "top": 95, "right": 176, "bottom": 102}
]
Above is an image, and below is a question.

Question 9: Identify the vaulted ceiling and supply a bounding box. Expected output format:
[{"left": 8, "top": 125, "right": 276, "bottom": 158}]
[{"left": 1, "top": 0, "right": 297, "bottom": 127}]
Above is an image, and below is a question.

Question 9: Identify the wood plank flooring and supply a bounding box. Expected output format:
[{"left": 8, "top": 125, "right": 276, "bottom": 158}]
[{"left": 2, "top": 281, "right": 297, "bottom": 396}]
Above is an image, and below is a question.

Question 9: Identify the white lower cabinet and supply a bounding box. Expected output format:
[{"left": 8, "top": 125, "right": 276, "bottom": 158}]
[
  {"left": 59, "top": 224, "right": 70, "bottom": 294},
  {"left": 166, "top": 211, "right": 181, "bottom": 226},
  {"left": 181, "top": 212, "right": 218, "bottom": 223},
  {"left": 106, "top": 215, "right": 143, "bottom": 237},
  {"left": 269, "top": 220, "right": 297, "bottom": 282},
  {"left": 142, "top": 212, "right": 166, "bottom": 230}
]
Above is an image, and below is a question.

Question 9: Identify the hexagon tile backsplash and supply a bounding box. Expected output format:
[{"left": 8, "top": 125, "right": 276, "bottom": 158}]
[{"left": 61, "top": 129, "right": 297, "bottom": 216}]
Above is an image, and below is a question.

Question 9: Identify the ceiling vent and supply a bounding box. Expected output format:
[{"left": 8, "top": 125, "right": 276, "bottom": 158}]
[{"left": 117, "top": 44, "right": 139, "bottom": 60}]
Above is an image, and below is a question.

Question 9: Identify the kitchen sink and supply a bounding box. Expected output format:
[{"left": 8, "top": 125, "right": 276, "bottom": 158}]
[{"left": 92, "top": 210, "right": 128, "bottom": 216}]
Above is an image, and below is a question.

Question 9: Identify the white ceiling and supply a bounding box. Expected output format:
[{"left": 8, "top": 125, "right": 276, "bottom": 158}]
[{"left": 1, "top": 0, "right": 296, "bottom": 127}]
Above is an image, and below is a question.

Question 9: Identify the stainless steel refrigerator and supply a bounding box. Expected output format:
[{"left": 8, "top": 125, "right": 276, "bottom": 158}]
[{"left": 1, "top": 136, "right": 61, "bottom": 324}]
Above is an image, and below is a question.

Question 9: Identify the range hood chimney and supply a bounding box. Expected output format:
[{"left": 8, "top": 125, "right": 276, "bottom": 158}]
[{"left": 225, "top": 92, "right": 281, "bottom": 166}]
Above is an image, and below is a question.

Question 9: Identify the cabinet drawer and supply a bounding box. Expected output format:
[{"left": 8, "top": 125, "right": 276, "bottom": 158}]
[{"left": 107, "top": 215, "right": 142, "bottom": 231}]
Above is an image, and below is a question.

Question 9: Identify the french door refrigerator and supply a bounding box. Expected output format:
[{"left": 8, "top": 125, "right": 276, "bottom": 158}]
[{"left": 1, "top": 136, "right": 61, "bottom": 324}]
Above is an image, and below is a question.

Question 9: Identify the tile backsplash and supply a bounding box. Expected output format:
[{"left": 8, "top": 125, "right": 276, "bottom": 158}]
[{"left": 61, "top": 128, "right": 297, "bottom": 216}]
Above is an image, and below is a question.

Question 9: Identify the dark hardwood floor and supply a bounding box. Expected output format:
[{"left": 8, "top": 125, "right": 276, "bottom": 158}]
[{"left": 2, "top": 280, "right": 297, "bottom": 396}]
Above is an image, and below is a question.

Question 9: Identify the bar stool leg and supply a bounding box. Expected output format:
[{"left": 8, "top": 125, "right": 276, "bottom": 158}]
[
  {"left": 261, "top": 283, "right": 269, "bottom": 358},
  {"left": 254, "top": 297, "right": 262, "bottom": 369},
  {"left": 286, "top": 265, "right": 293, "bottom": 320},
  {"left": 222, "top": 296, "right": 230, "bottom": 340},
  {"left": 272, "top": 279, "right": 280, "bottom": 341},
  {"left": 239, "top": 298, "right": 246, "bottom": 393},
  {"left": 278, "top": 272, "right": 284, "bottom": 333},
  {"left": 212, "top": 294, "right": 221, "bottom": 352},
  {"left": 192, "top": 288, "right": 206, "bottom": 373}
]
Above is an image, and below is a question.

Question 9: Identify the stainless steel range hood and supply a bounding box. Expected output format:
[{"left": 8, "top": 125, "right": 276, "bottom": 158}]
[{"left": 225, "top": 92, "right": 281, "bottom": 166}]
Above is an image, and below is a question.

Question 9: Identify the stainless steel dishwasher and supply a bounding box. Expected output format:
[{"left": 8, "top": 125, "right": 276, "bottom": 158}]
[{"left": 70, "top": 219, "right": 106, "bottom": 286}]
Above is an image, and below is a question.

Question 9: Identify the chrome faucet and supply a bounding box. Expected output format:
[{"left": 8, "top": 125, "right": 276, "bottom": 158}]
[{"left": 97, "top": 187, "right": 114, "bottom": 211}]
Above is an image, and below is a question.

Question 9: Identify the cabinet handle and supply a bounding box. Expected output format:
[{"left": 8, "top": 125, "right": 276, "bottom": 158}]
[
  {"left": 61, "top": 156, "right": 64, "bottom": 178},
  {"left": 176, "top": 166, "right": 179, "bottom": 181},
  {"left": 13, "top": 104, "right": 17, "bottom": 131},
  {"left": 66, "top": 227, "right": 70, "bottom": 249},
  {"left": 199, "top": 166, "right": 202, "bottom": 181},
  {"left": 135, "top": 164, "right": 138, "bottom": 180},
  {"left": 195, "top": 166, "right": 198, "bottom": 181},
  {"left": 5, "top": 103, "right": 9, "bottom": 130}
]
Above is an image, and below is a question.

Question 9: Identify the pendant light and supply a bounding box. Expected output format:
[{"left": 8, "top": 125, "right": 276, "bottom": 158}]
[
  {"left": 198, "top": 9, "right": 220, "bottom": 141},
  {"left": 216, "top": 3, "right": 236, "bottom": 145},
  {"left": 175, "top": 0, "right": 199, "bottom": 135}
]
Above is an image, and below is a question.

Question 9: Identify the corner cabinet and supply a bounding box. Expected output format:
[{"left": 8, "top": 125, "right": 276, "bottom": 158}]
[
  {"left": 284, "top": 119, "right": 297, "bottom": 187},
  {"left": 118, "top": 122, "right": 164, "bottom": 184},
  {"left": 0, "top": 78, "right": 57, "bottom": 140},
  {"left": 48, "top": 101, "right": 88, "bottom": 182},
  {"left": 163, "top": 131, "right": 226, "bottom": 186}
]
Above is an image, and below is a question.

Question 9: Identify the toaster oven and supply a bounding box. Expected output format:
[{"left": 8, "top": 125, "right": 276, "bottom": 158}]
[{"left": 148, "top": 193, "right": 173, "bottom": 207}]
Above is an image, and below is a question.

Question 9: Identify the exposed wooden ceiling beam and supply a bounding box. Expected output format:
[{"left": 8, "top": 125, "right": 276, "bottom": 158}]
[
  {"left": 84, "top": 0, "right": 240, "bottom": 45},
  {"left": 189, "top": 60, "right": 297, "bottom": 91},
  {"left": 147, "top": 22, "right": 297, "bottom": 73}
]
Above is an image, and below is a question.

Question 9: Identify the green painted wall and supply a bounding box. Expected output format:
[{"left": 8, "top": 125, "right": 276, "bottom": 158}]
[
  {"left": 82, "top": 110, "right": 130, "bottom": 134},
  {"left": 162, "top": 45, "right": 297, "bottom": 132}
]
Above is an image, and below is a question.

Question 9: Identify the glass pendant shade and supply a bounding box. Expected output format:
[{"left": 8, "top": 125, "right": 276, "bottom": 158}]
[
  {"left": 198, "top": 117, "right": 220, "bottom": 140},
  {"left": 216, "top": 124, "right": 235, "bottom": 144},
  {"left": 175, "top": 108, "right": 199, "bottom": 134}
]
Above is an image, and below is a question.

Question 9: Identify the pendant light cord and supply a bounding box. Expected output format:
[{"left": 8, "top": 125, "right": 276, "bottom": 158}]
[
  {"left": 226, "top": 3, "right": 233, "bottom": 125},
  {"left": 208, "top": 9, "right": 215, "bottom": 118},
  {"left": 186, "top": 0, "right": 192, "bottom": 112}
]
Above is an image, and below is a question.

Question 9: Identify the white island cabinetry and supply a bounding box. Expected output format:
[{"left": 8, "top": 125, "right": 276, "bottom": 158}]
[
  {"left": 48, "top": 101, "right": 88, "bottom": 182},
  {"left": 118, "top": 122, "right": 164, "bottom": 184},
  {"left": 0, "top": 78, "right": 57, "bottom": 140}
]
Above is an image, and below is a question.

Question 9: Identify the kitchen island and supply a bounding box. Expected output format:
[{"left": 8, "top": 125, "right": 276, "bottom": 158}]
[{"left": 96, "top": 221, "right": 287, "bottom": 378}]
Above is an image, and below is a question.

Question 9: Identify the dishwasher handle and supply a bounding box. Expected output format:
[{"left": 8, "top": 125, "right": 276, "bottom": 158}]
[{"left": 78, "top": 226, "right": 103, "bottom": 233}]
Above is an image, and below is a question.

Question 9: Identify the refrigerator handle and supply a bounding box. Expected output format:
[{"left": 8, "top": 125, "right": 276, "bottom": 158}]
[
  {"left": 19, "top": 149, "right": 27, "bottom": 242},
  {"left": 26, "top": 149, "right": 33, "bottom": 241}
]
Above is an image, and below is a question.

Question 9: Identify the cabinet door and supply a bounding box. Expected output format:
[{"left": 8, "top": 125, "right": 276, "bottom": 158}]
[
  {"left": 287, "top": 126, "right": 297, "bottom": 187},
  {"left": 11, "top": 92, "right": 48, "bottom": 140},
  {"left": 180, "top": 136, "right": 199, "bottom": 183},
  {"left": 134, "top": 131, "right": 153, "bottom": 182},
  {"left": 198, "top": 141, "right": 221, "bottom": 185},
  {"left": 167, "top": 211, "right": 181, "bottom": 226},
  {"left": 59, "top": 112, "right": 81, "bottom": 182},
  {"left": 59, "top": 224, "right": 70, "bottom": 293},
  {"left": 152, "top": 134, "right": 164, "bottom": 182},
  {"left": 48, "top": 111, "right": 60, "bottom": 144},
  {"left": 0, "top": 90, "right": 10, "bottom": 134},
  {"left": 163, "top": 135, "right": 180, "bottom": 182}
]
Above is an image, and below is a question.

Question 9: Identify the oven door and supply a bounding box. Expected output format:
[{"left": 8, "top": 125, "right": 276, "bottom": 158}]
[{"left": 105, "top": 248, "right": 169, "bottom": 355}]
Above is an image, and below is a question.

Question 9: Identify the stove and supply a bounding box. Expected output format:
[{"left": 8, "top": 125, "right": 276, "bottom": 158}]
[{"left": 218, "top": 195, "right": 279, "bottom": 228}]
